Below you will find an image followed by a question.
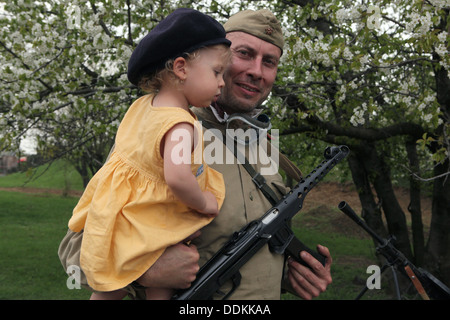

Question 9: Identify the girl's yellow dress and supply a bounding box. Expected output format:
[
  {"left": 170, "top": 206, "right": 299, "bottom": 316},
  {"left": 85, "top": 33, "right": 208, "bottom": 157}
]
[{"left": 68, "top": 94, "right": 225, "bottom": 292}]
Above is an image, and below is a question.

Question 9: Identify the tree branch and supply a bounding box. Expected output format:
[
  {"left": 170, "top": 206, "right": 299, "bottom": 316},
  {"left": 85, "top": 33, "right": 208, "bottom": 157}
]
[
  {"left": 282, "top": 114, "right": 425, "bottom": 142},
  {"left": 89, "top": 1, "right": 113, "bottom": 38},
  {"left": 126, "top": 0, "right": 133, "bottom": 45}
]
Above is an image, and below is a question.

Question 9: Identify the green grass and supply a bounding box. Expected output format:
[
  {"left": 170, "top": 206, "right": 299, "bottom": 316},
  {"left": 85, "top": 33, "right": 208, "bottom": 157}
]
[{"left": 0, "top": 190, "right": 90, "bottom": 299}]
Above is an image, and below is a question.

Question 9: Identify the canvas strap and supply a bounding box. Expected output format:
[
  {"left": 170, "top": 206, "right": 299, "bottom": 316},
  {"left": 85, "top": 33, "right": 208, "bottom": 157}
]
[{"left": 200, "top": 118, "right": 302, "bottom": 205}]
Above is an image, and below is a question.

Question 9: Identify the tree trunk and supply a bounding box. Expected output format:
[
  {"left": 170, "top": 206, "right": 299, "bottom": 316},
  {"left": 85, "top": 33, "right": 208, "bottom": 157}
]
[
  {"left": 405, "top": 138, "right": 425, "bottom": 266},
  {"left": 347, "top": 150, "right": 387, "bottom": 239},
  {"left": 347, "top": 146, "right": 413, "bottom": 296},
  {"left": 426, "top": 9, "right": 450, "bottom": 286},
  {"left": 73, "top": 159, "right": 90, "bottom": 188},
  {"left": 360, "top": 143, "right": 413, "bottom": 260},
  {"left": 426, "top": 158, "right": 450, "bottom": 286}
]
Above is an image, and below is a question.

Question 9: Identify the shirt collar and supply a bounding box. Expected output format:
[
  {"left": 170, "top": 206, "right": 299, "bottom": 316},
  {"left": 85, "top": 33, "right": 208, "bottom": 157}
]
[
  {"left": 210, "top": 104, "right": 229, "bottom": 123},
  {"left": 210, "top": 104, "right": 265, "bottom": 123}
]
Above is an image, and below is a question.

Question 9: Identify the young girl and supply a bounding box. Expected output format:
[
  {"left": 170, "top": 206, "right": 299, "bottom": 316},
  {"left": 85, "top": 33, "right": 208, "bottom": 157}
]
[{"left": 67, "top": 8, "right": 230, "bottom": 300}]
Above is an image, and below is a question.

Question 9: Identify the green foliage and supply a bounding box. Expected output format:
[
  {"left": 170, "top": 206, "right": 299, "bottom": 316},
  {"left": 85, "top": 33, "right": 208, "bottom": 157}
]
[{"left": 1, "top": 0, "right": 448, "bottom": 174}]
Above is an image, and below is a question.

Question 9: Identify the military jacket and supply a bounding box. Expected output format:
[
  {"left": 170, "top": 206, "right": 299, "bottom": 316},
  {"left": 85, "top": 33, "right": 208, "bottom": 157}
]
[{"left": 191, "top": 107, "right": 289, "bottom": 299}]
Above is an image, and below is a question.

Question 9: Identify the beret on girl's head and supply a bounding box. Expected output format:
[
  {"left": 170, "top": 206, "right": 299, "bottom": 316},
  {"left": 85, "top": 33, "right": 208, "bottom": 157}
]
[{"left": 127, "top": 8, "right": 231, "bottom": 86}]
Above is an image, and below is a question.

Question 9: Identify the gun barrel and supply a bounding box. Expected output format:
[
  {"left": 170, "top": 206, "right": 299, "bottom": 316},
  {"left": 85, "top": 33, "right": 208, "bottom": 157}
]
[{"left": 338, "top": 201, "right": 385, "bottom": 244}]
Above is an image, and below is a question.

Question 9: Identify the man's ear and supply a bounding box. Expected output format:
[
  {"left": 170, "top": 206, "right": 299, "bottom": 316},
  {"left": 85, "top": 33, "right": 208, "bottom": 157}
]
[{"left": 173, "top": 57, "right": 187, "bottom": 81}]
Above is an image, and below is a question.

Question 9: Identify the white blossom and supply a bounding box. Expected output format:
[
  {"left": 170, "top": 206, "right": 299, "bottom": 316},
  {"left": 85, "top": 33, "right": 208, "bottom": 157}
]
[
  {"left": 343, "top": 47, "right": 353, "bottom": 60},
  {"left": 350, "top": 104, "right": 367, "bottom": 126},
  {"left": 66, "top": 5, "right": 81, "bottom": 30},
  {"left": 422, "top": 113, "right": 433, "bottom": 123},
  {"left": 93, "top": 33, "right": 112, "bottom": 50},
  {"left": 335, "top": 7, "right": 362, "bottom": 24},
  {"left": 349, "top": 79, "right": 358, "bottom": 90},
  {"left": 435, "top": 44, "right": 448, "bottom": 58},
  {"left": 405, "top": 11, "right": 436, "bottom": 37},
  {"left": 331, "top": 47, "right": 341, "bottom": 59},
  {"left": 360, "top": 54, "right": 370, "bottom": 65},
  {"left": 428, "top": 0, "right": 450, "bottom": 9},
  {"left": 424, "top": 94, "right": 437, "bottom": 103},
  {"left": 437, "top": 31, "right": 448, "bottom": 42}
]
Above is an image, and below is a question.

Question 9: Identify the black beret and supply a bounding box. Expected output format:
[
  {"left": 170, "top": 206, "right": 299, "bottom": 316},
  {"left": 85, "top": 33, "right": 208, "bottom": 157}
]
[{"left": 128, "top": 8, "right": 231, "bottom": 86}]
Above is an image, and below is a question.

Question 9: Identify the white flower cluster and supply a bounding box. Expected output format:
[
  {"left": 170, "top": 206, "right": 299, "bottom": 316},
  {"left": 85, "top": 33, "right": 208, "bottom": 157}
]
[
  {"left": 435, "top": 31, "right": 450, "bottom": 78},
  {"left": 66, "top": 5, "right": 81, "bottom": 30},
  {"left": 359, "top": 54, "right": 371, "bottom": 71},
  {"left": 342, "top": 47, "right": 353, "bottom": 60},
  {"left": 65, "top": 3, "right": 112, "bottom": 50},
  {"left": 335, "top": 6, "right": 362, "bottom": 24},
  {"left": 338, "top": 84, "right": 346, "bottom": 102},
  {"left": 428, "top": 0, "right": 450, "bottom": 9},
  {"left": 405, "top": 11, "right": 434, "bottom": 37},
  {"left": 419, "top": 93, "right": 440, "bottom": 126},
  {"left": 350, "top": 103, "right": 368, "bottom": 126},
  {"left": 294, "top": 37, "right": 335, "bottom": 67},
  {"left": 390, "top": 87, "right": 440, "bottom": 126},
  {"left": 93, "top": 33, "right": 112, "bottom": 50}
]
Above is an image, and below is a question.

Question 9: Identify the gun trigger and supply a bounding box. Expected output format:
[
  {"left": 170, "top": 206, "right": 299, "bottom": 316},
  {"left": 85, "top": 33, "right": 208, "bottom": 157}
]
[
  {"left": 269, "top": 224, "right": 294, "bottom": 254},
  {"left": 219, "top": 272, "right": 242, "bottom": 300},
  {"left": 216, "top": 289, "right": 226, "bottom": 297}
]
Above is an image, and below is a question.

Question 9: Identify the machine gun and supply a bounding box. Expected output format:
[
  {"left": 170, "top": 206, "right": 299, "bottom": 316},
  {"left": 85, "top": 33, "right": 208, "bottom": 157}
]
[
  {"left": 173, "top": 145, "right": 350, "bottom": 300},
  {"left": 338, "top": 201, "right": 450, "bottom": 300}
]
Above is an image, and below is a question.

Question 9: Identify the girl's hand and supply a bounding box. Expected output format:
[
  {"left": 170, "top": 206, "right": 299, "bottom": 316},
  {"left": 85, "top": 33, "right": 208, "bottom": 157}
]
[{"left": 198, "top": 191, "right": 219, "bottom": 217}]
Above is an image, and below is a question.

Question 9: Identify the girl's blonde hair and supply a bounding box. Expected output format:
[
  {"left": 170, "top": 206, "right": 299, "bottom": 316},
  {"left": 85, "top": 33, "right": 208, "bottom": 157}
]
[{"left": 138, "top": 44, "right": 231, "bottom": 94}]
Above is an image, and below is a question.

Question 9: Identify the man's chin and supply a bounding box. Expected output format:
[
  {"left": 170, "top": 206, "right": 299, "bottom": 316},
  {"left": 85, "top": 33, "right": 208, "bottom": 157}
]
[{"left": 218, "top": 95, "right": 260, "bottom": 114}]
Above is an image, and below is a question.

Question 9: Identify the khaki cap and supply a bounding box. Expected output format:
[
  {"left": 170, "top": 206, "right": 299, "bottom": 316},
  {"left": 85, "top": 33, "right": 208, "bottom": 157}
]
[{"left": 223, "top": 9, "right": 284, "bottom": 54}]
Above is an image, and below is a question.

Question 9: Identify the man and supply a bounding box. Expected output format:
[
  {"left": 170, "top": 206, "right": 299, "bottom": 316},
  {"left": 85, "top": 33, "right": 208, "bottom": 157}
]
[{"left": 59, "top": 9, "right": 332, "bottom": 300}]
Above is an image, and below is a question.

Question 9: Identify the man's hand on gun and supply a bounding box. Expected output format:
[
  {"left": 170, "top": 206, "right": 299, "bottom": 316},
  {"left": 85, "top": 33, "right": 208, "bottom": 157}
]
[{"left": 287, "top": 244, "right": 333, "bottom": 300}]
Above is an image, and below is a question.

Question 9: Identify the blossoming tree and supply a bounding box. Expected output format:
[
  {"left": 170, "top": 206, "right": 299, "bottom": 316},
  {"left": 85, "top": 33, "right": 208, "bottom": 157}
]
[{"left": 266, "top": 0, "right": 449, "bottom": 284}]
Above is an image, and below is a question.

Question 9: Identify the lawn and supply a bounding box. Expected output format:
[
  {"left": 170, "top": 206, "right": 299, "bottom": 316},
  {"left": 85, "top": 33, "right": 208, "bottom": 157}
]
[
  {"left": 0, "top": 160, "right": 84, "bottom": 191},
  {"left": 0, "top": 190, "right": 90, "bottom": 299}
]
